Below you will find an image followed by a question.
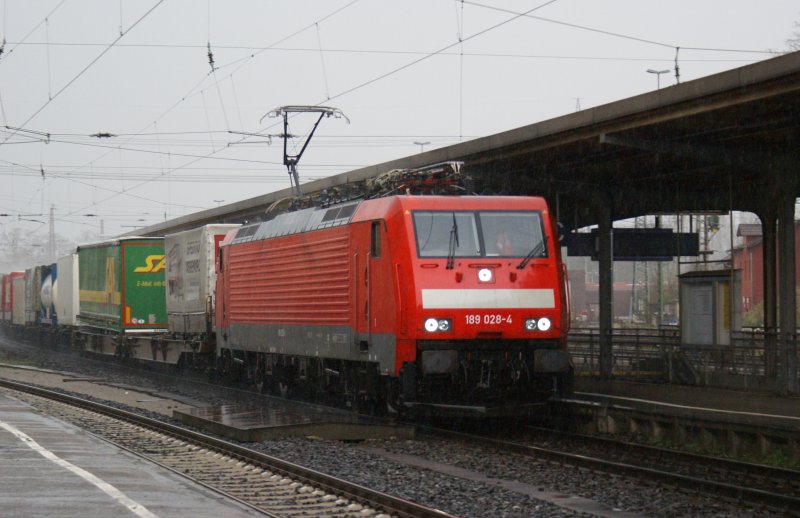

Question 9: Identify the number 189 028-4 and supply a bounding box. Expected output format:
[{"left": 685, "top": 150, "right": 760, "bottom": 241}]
[{"left": 465, "top": 314, "right": 512, "bottom": 325}]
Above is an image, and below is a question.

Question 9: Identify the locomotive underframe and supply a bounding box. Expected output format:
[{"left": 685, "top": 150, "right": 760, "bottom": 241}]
[
  {"left": 408, "top": 338, "right": 573, "bottom": 407},
  {"left": 215, "top": 348, "right": 387, "bottom": 412},
  {"left": 216, "top": 337, "right": 573, "bottom": 416}
]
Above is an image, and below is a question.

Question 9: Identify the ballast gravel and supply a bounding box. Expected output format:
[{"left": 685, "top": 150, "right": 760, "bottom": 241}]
[{"left": 0, "top": 340, "right": 781, "bottom": 517}]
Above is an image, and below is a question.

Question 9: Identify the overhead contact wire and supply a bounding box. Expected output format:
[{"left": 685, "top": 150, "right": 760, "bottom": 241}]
[
  {"left": 455, "top": 0, "right": 464, "bottom": 141},
  {"left": 0, "top": 0, "right": 167, "bottom": 146},
  {"left": 316, "top": 23, "right": 331, "bottom": 100},
  {"left": 461, "top": 1, "right": 776, "bottom": 55},
  {"left": 45, "top": 17, "right": 52, "bottom": 99},
  {"left": 64, "top": 0, "right": 361, "bottom": 219},
  {"left": 324, "top": 0, "right": 560, "bottom": 103},
  {"left": 229, "top": 75, "right": 245, "bottom": 131},
  {"left": 0, "top": 0, "right": 66, "bottom": 64}
]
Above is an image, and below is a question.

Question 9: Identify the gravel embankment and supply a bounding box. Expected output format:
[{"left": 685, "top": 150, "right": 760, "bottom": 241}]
[{"left": 0, "top": 338, "right": 778, "bottom": 517}]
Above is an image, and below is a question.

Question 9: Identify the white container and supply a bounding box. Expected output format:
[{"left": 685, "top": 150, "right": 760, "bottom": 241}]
[
  {"left": 12, "top": 276, "right": 25, "bottom": 325},
  {"left": 40, "top": 269, "right": 54, "bottom": 322},
  {"left": 165, "top": 224, "right": 239, "bottom": 334},
  {"left": 56, "top": 254, "right": 80, "bottom": 327},
  {"left": 37, "top": 263, "right": 58, "bottom": 326}
]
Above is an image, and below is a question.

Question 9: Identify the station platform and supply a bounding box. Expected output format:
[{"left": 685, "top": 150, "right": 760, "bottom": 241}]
[
  {"left": 576, "top": 377, "right": 800, "bottom": 418},
  {"left": 575, "top": 377, "right": 800, "bottom": 433},
  {"left": 0, "top": 391, "right": 258, "bottom": 518},
  {"left": 176, "top": 401, "right": 416, "bottom": 442},
  {"left": 0, "top": 362, "right": 414, "bottom": 444}
]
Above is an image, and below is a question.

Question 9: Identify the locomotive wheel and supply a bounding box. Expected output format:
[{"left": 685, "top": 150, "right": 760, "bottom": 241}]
[
  {"left": 253, "top": 361, "right": 266, "bottom": 393},
  {"left": 384, "top": 378, "right": 404, "bottom": 417},
  {"left": 555, "top": 367, "right": 575, "bottom": 398},
  {"left": 258, "top": 373, "right": 278, "bottom": 396}
]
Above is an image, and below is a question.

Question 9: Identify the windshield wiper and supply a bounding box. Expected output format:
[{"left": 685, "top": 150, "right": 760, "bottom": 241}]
[
  {"left": 446, "top": 212, "right": 459, "bottom": 269},
  {"left": 516, "top": 240, "right": 545, "bottom": 269}
]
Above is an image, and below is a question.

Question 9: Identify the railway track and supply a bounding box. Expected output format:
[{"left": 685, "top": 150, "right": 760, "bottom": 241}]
[
  {"left": 5, "top": 338, "right": 800, "bottom": 515},
  {"left": 422, "top": 424, "right": 800, "bottom": 515},
  {"left": 524, "top": 425, "right": 800, "bottom": 494},
  {"left": 0, "top": 378, "right": 451, "bottom": 518}
]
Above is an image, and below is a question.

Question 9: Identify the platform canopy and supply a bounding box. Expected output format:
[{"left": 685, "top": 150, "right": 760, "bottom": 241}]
[{"left": 131, "top": 51, "right": 800, "bottom": 238}]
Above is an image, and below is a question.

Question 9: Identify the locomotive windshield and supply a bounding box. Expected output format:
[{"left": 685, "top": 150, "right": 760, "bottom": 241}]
[{"left": 413, "top": 210, "right": 546, "bottom": 258}]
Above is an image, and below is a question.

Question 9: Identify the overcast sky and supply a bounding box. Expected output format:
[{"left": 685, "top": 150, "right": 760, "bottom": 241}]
[{"left": 0, "top": 0, "right": 797, "bottom": 245}]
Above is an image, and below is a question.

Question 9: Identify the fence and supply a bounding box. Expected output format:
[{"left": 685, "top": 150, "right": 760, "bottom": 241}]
[{"left": 568, "top": 327, "right": 798, "bottom": 391}]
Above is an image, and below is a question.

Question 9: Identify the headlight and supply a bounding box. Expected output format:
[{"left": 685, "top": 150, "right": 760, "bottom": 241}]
[
  {"left": 525, "top": 317, "right": 552, "bottom": 332},
  {"left": 425, "top": 318, "right": 439, "bottom": 332},
  {"left": 424, "top": 318, "right": 452, "bottom": 333},
  {"left": 537, "top": 317, "right": 551, "bottom": 331},
  {"left": 478, "top": 268, "right": 493, "bottom": 283}
]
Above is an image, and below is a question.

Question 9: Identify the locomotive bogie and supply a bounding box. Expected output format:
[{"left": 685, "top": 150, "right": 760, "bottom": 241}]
[{"left": 214, "top": 349, "right": 385, "bottom": 411}]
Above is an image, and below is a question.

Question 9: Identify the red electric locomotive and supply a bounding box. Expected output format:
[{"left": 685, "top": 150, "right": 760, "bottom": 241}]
[{"left": 216, "top": 194, "right": 571, "bottom": 415}]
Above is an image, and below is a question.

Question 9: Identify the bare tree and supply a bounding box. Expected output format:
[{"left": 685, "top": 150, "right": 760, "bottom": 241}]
[{"left": 788, "top": 20, "right": 800, "bottom": 51}]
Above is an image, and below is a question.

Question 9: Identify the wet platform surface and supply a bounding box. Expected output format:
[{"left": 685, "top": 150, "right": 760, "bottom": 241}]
[
  {"left": 0, "top": 391, "right": 258, "bottom": 518},
  {"left": 176, "top": 399, "right": 415, "bottom": 442},
  {"left": 575, "top": 377, "right": 800, "bottom": 431}
]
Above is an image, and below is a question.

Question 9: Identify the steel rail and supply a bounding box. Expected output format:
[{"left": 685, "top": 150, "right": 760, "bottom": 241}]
[
  {"left": 0, "top": 378, "right": 451, "bottom": 518},
  {"left": 420, "top": 425, "right": 800, "bottom": 514},
  {"left": 525, "top": 423, "right": 800, "bottom": 492}
]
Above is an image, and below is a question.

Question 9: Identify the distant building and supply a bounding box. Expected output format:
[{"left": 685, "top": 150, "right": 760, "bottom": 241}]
[
  {"left": 567, "top": 269, "right": 586, "bottom": 320},
  {"left": 581, "top": 281, "right": 643, "bottom": 321},
  {"left": 731, "top": 221, "right": 800, "bottom": 311}
]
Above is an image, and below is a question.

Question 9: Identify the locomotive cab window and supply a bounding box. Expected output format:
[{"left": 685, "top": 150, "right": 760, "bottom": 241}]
[
  {"left": 481, "top": 211, "right": 546, "bottom": 258},
  {"left": 413, "top": 211, "right": 480, "bottom": 258},
  {"left": 412, "top": 210, "right": 546, "bottom": 258}
]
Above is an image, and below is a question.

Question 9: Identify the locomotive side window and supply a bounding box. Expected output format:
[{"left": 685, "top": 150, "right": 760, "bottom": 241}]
[
  {"left": 370, "top": 221, "right": 381, "bottom": 258},
  {"left": 413, "top": 211, "right": 480, "bottom": 258},
  {"left": 412, "top": 210, "right": 545, "bottom": 258},
  {"left": 480, "top": 211, "right": 546, "bottom": 258}
]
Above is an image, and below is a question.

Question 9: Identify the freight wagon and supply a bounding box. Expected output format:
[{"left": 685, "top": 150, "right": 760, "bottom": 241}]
[
  {"left": 150, "top": 224, "right": 240, "bottom": 365},
  {"left": 166, "top": 224, "right": 239, "bottom": 336},
  {"left": 0, "top": 271, "right": 24, "bottom": 323},
  {"left": 74, "top": 237, "right": 168, "bottom": 358}
]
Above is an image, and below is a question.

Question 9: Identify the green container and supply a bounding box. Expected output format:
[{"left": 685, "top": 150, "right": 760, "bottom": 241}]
[{"left": 78, "top": 237, "right": 167, "bottom": 333}]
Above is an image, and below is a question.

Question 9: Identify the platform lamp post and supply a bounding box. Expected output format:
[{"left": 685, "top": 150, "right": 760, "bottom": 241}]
[
  {"left": 413, "top": 140, "right": 430, "bottom": 153},
  {"left": 647, "top": 68, "right": 670, "bottom": 90}
]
